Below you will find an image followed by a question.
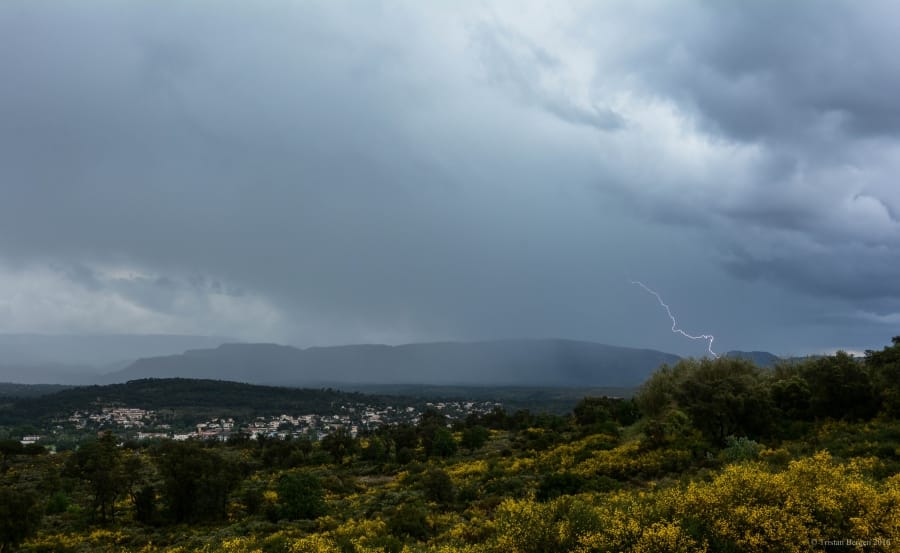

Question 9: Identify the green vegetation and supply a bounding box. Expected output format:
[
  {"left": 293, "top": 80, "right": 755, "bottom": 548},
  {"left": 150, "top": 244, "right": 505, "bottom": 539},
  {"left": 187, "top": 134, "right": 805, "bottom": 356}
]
[
  {"left": 2, "top": 339, "right": 900, "bottom": 552},
  {"left": 0, "top": 383, "right": 72, "bottom": 399},
  {"left": 346, "top": 385, "right": 639, "bottom": 415},
  {"left": 0, "top": 379, "right": 415, "bottom": 427}
]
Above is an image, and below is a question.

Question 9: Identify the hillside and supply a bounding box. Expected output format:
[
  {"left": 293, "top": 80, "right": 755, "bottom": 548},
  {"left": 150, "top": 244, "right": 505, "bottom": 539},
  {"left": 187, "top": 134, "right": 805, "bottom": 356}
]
[
  {"left": 0, "top": 378, "right": 414, "bottom": 426},
  {"left": 0, "top": 382, "right": 72, "bottom": 398},
  {"left": 105, "top": 339, "right": 681, "bottom": 387},
  {"left": 724, "top": 350, "right": 782, "bottom": 367}
]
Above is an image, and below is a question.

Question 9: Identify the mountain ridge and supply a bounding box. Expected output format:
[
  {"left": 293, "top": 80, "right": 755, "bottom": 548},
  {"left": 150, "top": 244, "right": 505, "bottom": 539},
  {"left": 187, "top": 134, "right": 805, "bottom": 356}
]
[
  {"left": 724, "top": 350, "right": 782, "bottom": 367},
  {"left": 105, "top": 339, "right": 683, "bottom": 388}
]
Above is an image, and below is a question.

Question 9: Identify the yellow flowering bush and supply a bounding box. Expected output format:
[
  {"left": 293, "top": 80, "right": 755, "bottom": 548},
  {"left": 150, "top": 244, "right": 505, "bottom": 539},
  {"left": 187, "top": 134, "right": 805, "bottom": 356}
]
[
  {"left": 283, "top": 534, "right": 340, "bottom": 553},
  {"left": 447, "top": 459, "right": 488, "bottom": 481},
  {"left": 670, "top": 451, "right": 897, "bottom": 552}
]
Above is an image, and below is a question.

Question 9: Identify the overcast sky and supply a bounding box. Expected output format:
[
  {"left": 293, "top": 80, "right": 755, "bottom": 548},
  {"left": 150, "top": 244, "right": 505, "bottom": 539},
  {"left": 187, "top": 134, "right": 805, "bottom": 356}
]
[{"left": 1, "top": 1, "right": 899, "bottom": 357}]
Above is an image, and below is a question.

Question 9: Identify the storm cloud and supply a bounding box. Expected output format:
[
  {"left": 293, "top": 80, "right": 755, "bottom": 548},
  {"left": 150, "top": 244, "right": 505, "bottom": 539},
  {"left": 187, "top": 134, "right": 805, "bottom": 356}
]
[{"left": 1, "top": 0, "right": 898, "bottom": 356}]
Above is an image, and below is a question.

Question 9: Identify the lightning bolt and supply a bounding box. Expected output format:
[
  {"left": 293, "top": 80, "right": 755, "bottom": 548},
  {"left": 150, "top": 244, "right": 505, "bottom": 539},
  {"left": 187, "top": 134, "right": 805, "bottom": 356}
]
[{"left": 631, "top": 280, "right": 718, "bottom": 358}]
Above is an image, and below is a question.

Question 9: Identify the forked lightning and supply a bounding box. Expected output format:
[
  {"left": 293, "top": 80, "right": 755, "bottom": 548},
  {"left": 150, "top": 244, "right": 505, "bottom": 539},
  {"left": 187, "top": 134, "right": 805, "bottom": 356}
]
[{"left": 631, "top": 280, "right": 718, "bottom": 358}]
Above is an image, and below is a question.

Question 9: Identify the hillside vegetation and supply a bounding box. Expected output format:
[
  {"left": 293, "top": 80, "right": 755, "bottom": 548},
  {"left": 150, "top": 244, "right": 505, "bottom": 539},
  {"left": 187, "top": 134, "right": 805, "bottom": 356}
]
[
  {"left": 0, "top": 379, "right": 415, "bottom": 427},
  {"left": 2, "top": 338, "right": 900, "bottom": 552}
]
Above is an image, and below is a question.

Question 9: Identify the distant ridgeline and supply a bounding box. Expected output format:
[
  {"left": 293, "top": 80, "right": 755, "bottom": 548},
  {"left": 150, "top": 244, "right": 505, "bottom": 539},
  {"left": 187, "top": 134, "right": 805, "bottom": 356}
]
[
  {"left": 0, "top": 383, "right": 72, "bottom": 398},
  {"left": 0, "top": 336, "right": 787, "bottom": 387},
  {"left": 102, "top": 339, "right": 682, "bottom": 387}
]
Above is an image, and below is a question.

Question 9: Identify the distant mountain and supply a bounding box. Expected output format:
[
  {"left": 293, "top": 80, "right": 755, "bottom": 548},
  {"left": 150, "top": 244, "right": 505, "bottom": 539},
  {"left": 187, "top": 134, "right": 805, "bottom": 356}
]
[
  {"left": 724, "top": 350, "right": 782, "bottom": 367},
  {"left": 105, "top": 339, "right": 681, "bottom": 387},
  {"left": 0, "top": 382, "right": 73, "bottom": 398}
]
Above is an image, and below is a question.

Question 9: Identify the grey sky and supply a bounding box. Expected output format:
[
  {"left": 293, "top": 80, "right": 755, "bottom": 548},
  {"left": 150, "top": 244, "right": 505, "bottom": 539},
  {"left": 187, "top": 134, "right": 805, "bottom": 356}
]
[{"left": 1, "top": 0, "right": 898, "bottom": 356}]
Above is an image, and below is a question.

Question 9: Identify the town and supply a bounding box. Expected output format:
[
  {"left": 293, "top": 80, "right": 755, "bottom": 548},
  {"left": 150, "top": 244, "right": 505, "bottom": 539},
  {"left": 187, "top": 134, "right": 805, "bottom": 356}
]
[{"left": 25, "top": 399, "right": 504, "bottom": 447}]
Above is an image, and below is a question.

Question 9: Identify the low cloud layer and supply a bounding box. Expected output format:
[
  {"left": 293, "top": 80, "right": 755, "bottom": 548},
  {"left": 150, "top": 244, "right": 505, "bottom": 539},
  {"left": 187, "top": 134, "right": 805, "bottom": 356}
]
[{"left": 1, "top": 1, "right": 898, "bottom": 355}]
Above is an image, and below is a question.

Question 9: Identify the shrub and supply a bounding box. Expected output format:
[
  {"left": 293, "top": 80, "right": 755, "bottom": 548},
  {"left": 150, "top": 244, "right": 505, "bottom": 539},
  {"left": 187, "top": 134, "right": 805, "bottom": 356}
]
[
  {"left": 277, "top": 472, "right": 326, "bottom": 520},
  {"left": 720, "top": 436, "right": 763, "bottom": 463}
]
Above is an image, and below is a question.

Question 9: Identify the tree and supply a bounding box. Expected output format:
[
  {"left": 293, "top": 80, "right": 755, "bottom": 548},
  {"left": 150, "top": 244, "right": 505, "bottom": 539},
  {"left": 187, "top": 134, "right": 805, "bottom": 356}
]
[
  {"left": 133, "top": 485, "right": 159, "bottom": 525},
  {"left": 428, "top": 428, "right": 458, "bottom": 458},
  {"left": 573, "top": 396, "right": 638, "bottom": 434},
  {"left": 672, "top": 358, "right": 774, "bottom": 444},
  {"left": 460, "top": 425, "right": 489, "bottom": 451},
  {"left": 0, "top": 439, "right": 44, "bottom": 474},
  {"left": 536, "top": 472, "right": 586, "bottom": 502},
  {"left": 635, "top": 364, "right": 683, "bottom": 418},
  {"left": 65, "top": 432, "right": 125, "bottom": 522},
  {"left": 260, "top": 435, "right": 313, "bottom": 468},
  {"left": 478, "top": 406, "right": 512, "bottom": 430},
  {"left": 360, "top": 435, "right": 390, "bottom": 463},
  {"left": 770, "top": 373, "right": 811, "bottom": 420},
  {"left": 320, "top": 427, "right": 356, "bottom": 464},
  {"left": 801, "top": 351, "right": 879, "bottom": 420},
  {"left": 387, "top": 500, "right": 431, "bottom": 540},
  {"left": 866, "top": 336, "right": 900, "bottom": 416},
  {"left": 277, "top": 472, "right": 326, "bottom": 520},
  {"left": 423, "top": 468, "right": 455, "bottom": 504},
  {"left": 154, "top": 441, "right": 239, "bottom": 523},
  {"left": 420, "top": 409, "right": 456, "bottom": 457},
  {"left": 573, "top": 397, "right": 612, "bottom": 426},
  {"left": 418, "top": 409, "right": 447, "bottom": 443},
  {"left": 0, "top": 487, "right": 41, "bottom": 552},
  {"left": 390, "top": 424, "right": 419, "bottom": 450}
]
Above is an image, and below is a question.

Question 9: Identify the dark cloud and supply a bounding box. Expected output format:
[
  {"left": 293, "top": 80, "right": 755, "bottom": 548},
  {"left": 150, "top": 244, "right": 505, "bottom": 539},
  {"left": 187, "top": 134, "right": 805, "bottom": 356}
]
[
  {"left": 571, "top": 1, "right": 900, "bottom": 308},
  {"left": 634, "top": 1, "right": 900, "bottom": 142},
  {"left": 472, "top": 22, "right": 624, "bottom": 131},
  {"left": 0, "top": 1, "right": 898, "bottom": 355}
]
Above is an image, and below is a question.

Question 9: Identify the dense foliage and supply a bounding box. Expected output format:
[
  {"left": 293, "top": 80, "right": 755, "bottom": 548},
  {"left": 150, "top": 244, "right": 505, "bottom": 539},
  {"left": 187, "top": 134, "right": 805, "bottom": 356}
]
[{"left": 2, "top": 339, "right": 900, "bottom": 552}]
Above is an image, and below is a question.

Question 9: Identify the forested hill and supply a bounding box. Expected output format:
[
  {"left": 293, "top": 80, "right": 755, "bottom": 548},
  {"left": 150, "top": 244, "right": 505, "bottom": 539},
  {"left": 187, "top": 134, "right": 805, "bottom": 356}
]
[
  {"left": 0, "top": 378, "right": 417, "bottom": 425},
  {"left": 104, "top": 339, "right": 681, "bottom": 387},
  {"left": 724, "top": 350, "right": 781, "bottom": 367},
  {"left": 0, "top": 383, "right": 72, "bottom": 398}
]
